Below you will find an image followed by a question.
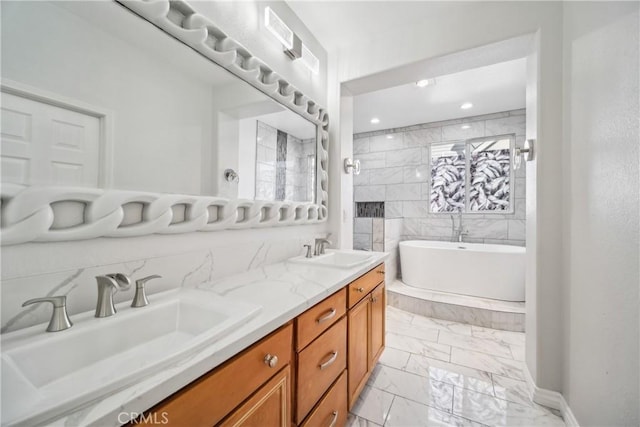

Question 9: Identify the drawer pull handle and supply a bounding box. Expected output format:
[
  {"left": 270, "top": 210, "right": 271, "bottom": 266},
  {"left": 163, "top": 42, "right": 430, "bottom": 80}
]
[
  {"left": 328, "top": 411, "right": 338, "bottom": 427},
  {"left": 318, "top": 351, "right": 338, "bottom": 370},
  {"left": 376, "top": 270, "right": 384, "bottom": 274},
  {"left": 264, "top": 354, "right": 278, "bottom": 368},
  {"left": 316, "top": 308, "right": 337, "bottom": 324},
  {"left": 355, "top": 287, "right": 365, "bottom": 293}
]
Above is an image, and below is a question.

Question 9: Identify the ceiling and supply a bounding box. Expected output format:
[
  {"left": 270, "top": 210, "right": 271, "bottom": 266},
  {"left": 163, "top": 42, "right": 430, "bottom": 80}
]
[{"left": 353, "top": 58, "right": 526, "bottom": 133}]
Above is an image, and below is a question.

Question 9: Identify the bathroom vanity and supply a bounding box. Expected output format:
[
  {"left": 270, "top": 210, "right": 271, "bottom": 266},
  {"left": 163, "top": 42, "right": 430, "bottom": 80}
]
[{"left": 130, "top": 262, "right": 385, "bottom": 426}]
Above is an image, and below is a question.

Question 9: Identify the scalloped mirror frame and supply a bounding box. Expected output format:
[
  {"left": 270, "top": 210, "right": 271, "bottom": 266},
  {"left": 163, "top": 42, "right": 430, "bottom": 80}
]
[{"left": 0, "top": 0, "right": 329, "bottom": 246}]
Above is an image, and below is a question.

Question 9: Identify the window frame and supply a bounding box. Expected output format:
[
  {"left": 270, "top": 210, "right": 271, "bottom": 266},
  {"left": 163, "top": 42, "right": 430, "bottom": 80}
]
[{"left": 428, "top": 133, "right": 516, "bottom": 215}]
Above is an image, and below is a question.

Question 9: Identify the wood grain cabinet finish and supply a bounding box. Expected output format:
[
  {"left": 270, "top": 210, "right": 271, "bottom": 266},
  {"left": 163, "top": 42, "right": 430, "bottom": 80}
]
[
  {"left": 296, "top": 289, "right": 346, "bottom": 351},
  {"left": 220, "top": 365, "right": 291, "bottom": 427},
  {"left": 347, "top": 296, "right": 370, "bottom": 409},
  {"left": 347, "top": 264, "right": 385, "bottom": 309},
  {"left": 135, "top": 323, "right": 292, "bottom": 426},
  {"left": 296, "top": 317, "right": 347, "bottom": 424},
  {"left": 369, "top": 283, "right": 386, "bottom": 367},
  {"left": 300, "top": 371, "right": 347, "bottom": 427}
]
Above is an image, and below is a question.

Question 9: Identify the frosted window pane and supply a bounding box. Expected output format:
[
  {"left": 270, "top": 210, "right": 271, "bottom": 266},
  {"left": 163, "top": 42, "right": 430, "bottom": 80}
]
[
  {"left": 430, "top": 143, "right": 465, "bottom": 212},
  {"left": 469, "top": 138, "right": 511, "bottom": 211}
]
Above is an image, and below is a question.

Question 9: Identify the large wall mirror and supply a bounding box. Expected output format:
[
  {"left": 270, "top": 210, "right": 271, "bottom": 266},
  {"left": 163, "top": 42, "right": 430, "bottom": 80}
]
[{"left": 0, "top": 0, "right": 328, "bottom": 244}]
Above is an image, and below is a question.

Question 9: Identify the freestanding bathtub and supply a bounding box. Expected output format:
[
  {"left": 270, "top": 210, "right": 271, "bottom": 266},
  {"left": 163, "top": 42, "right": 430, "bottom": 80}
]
[{"left": 399, "top": 240, "right": 525, "bottom": 301}]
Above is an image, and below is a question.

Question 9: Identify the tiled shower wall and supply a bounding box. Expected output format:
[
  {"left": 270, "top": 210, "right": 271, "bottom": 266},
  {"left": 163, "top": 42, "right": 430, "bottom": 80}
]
[{"left": 353, "top": 109, "right": 526, "bottom": 278}]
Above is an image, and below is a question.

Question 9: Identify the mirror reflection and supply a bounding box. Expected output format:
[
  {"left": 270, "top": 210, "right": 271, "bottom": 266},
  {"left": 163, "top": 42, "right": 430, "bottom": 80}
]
[{"left": 0, "top": 1, "right": 318, "bottom": 203}]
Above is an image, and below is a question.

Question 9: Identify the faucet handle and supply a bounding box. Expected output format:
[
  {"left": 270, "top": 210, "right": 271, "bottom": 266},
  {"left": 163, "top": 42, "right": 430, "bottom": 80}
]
[
  {"left": 22, "top": 296, "right": 73, "bottom": 332},
  {"left": 131, "top": 275, "right": 161, "bottom": 308}
]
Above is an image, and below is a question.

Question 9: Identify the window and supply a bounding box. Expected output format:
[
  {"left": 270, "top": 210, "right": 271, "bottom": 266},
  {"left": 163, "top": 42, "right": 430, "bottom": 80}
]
[{"left": 429, "top": 135, "right": 514, "bottom": 213}]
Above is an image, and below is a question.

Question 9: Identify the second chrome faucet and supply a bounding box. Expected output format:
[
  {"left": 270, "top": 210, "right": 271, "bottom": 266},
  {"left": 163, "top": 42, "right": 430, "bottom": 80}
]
[{"left": 95, "top": 274, "right": 163, "bottom": 317}]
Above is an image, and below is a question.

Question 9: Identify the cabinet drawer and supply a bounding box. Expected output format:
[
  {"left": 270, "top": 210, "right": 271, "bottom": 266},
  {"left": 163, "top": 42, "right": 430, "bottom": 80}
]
[
  {"left": 296, "top": 317, "right": 347, "bottom": 423},
  {"left": 142, "top": 323, "right": 293, "bottom": 426},
  {"left": 301, "top": 370, "right": 347, "bottom": 427},
  {"left": 347, "top": 263, "right": 385, "bottom": 308},
  {"left": 296, "top": 288, "right": 346, "bottom": 351}
]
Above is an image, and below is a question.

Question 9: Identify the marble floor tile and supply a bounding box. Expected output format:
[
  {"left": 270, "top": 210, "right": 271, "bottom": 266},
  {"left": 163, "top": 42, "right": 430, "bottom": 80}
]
[
  {"left": 379, "top": 347, "right": 412, "bottom": 370},
  {"left": 411, "top": 315, "right": 473, "bottom": 336},
  {"left": 470, "top": 326, "right": 525, "bottom": 346},
  {"left": 404, "top": 354, "right": 494, "bottom": 395},
  {"left": 386, "top": 332, "right": 451, "bottom": 362},
  {"left": 491, "top": 374, "right": 533, "bottom": 407},
  {"left": 438, "top": 331, "right": 514, "bottom": 359},
  {"left": 350, "top": 385, "right": 395, "bottom": 425},
  {"left": 450, "top": 347, "right": 524, "bottom": 380},
  {"left": 368, "top": 365, "right": 454, "bottom": 412},
  {"left": 387, "top": 306, "right": 414, "bottom": 324},
  {"left": 387, "top": 318, "right": 440, "bottom": 342},
  {"left": 509, "top": 344, "right": 525, "bottom": 361},
  {"left": 385, "top": 395, "right": 487, "bottom": 427},
  {"left": 452, "top": 387, "right": 565, "bottom": 426},
  {"left": 346, "top": 413, "right": 383, "bottom": 427}
]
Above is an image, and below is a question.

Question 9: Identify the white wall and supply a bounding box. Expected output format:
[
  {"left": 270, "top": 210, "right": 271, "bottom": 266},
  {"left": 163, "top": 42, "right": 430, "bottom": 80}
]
[
  {"left": 0, "top": 0, "right": 331, "bottom": 332},
  {"left": 562, "top": 2, "right": 639, "bottom": 424},
  {"left": 333, "top": 1, "right": 564, "bottom": 392}
]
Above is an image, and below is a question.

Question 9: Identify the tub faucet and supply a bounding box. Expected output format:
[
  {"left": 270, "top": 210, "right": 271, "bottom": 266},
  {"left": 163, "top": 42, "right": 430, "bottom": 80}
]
[
  {"left": 95, "top": 273, "right": 132, "bottom": 318},
  {"left": 450, "top": 212, "right": 469, "bottom": 243}
]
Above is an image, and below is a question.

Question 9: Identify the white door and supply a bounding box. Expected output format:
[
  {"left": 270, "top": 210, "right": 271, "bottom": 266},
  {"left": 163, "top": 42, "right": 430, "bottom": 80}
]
[{"left": 1, "top": 92, "right": 101, "bottom": 187}]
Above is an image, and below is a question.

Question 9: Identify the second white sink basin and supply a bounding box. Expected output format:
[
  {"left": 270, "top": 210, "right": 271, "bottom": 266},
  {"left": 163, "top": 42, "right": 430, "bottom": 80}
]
[
  {"left": 1, "top": 289, "right": 261, "bottom": 426},
  {"left": 290, "top": 250, "right": 375, "bottom": 269}
]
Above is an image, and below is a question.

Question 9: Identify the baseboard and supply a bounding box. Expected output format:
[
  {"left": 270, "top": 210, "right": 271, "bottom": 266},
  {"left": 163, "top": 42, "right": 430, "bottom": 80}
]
[{"left": 524, "top": 365, "right": 580, "bottom": 426}]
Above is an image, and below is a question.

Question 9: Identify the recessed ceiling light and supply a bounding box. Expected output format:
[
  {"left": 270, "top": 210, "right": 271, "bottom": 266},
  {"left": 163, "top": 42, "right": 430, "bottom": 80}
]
[
  {"left": 416, "top": 78, "right": 435, "bottom": 88},
  {"left": 386, "top": 134, "right": 394, "bottom": 139},
  {"left": 461, "top": 124, "right": 471, "bottom": 130},
  {"left": 370, "top": 117, "right": 380, "bottom": 124},
  {"left": 460, "top": 102, "right": 473, "bottom": 110}
]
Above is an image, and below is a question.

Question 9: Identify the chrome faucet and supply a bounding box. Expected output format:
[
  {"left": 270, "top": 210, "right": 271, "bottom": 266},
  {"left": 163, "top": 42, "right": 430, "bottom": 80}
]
[
  {"left": 314, "top": 238, "right": 332, "bottom": 256},
  {"left": 22, "top": 296, "right": 73, "bottom": 332},
  {"left": 95, "top": 273, "right": 131, "bottom": 318},
  {"left": 450, "top": 211, "right": 469, "bottom": 243},
  {"left": 303, "top": 244, "right": 313, "bottom": 258},
  {"left": 131, "top": 275, "right": 162, "bottom": 308}
]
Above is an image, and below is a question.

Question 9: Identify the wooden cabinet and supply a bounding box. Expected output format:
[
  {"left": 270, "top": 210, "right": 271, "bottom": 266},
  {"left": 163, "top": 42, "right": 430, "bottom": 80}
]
[
  {"left": 347, "top": 264, "right": 385, "bottom": 409},
  {"left": 134, "top": 323, "right": 293, "bottom": 426},
  {"left": 131, "top": 263, "right": 384, "bottom": 427},
  {"left": 220, "top": 366, "right": 290, "bottom": 427}
]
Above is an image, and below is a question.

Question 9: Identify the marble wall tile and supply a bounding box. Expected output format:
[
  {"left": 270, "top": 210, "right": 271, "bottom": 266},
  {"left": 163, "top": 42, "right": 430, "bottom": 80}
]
[
  {"left": 465, "top": 219, "right": 508, "bottom": 240},
  {"left": 354, "top": 233, "right": 372, "bottom": 251},
  {"left": 386, "top": 184, "right": 421, "bottom": 201},
  {"left": 404, "top": 128, "right": 441, "bottom": 147},
  {"left": 372, "top": 243, "right": 384, "bottom": 252},
  {"left": 354, "top": 218, "right": 373, "bottom": 234},
  {"left": 353, "top": 137, "right": 371, "bottom": 154},
  {"left": 370, "top": 133, "right": 404, "bottom": 152},
  {"left": 402, "top": 201, "right": 429, "bottom": 218},
  {"left": 402, "top": 218, "right": 424, "bottom": 236},
  {"left": 353, "top": 169, "right": 370, "bottom": 186},
  {"left": 385, "top": 202, "right": 403, "bottom": 219},
  {"left": 386, "top": 148, "right": 422, "bottom": 167},
  {"left": 358, "top": 152, "right": 386, "bottom": 169},
  {"left": 403, "top": 165, "right": 429, "bottom": 183},
  {"left": 369, "top": 167, "right": 404, "bottom": 185},
  {"left": 508, "top": 220, "right": 526, "bottom": 241},
  {"left": 372, "top": 218, "right": 385, "bottom": 243},
  {"left": 384, "top": 219, "right": 403, "bottom": 239},
  {"left": 442, "top": 121, "right": 485, "bottom": 141},
  {"left": 484, "top": 115, "right": 526, "bottom": 136},
  {"left": 354, "top": 185, "right": 386, "bottom": 202}
]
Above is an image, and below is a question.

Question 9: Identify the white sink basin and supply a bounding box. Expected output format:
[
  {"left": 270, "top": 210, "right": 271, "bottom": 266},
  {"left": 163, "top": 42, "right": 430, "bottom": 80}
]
[
  {"left": 1, "top": 289, "right": 261, "bottom": 426},
  {"left": 289, "top": 250, "right": 375, "bottom": 269}
]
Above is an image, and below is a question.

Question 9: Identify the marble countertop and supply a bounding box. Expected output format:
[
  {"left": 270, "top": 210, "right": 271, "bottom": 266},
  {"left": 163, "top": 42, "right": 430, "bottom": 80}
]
[{"left": 46, "top": 251, "right": 387, "bottom": 427}]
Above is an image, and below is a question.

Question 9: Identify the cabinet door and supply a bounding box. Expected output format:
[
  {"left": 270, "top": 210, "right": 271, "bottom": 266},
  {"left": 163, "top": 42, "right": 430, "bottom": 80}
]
[
  {"left": 369, "top": 283, "right": 385, "bottom": 367},
  {"left": 347, "top": 296, "right": 370, "bottom": 409},
  {"left": 220, "top": 365, "right": 290, "bottom": 427}
]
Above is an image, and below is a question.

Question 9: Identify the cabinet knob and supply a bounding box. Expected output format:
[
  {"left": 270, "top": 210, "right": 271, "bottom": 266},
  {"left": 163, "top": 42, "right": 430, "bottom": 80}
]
[
  {"left": 376, "top": 270, "right": 384, "bottom": 275},
  {"left": 371, "top": 296, "right": 378, "bottom": 303},
  {"left": 355, "top": 287, "right": 365, "bottom": 293},
  {"left": 264, "top": 354, "right": 278, "bottom": 368}
]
